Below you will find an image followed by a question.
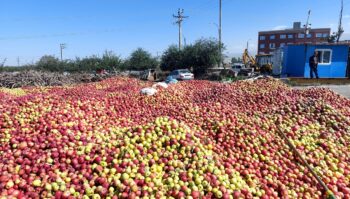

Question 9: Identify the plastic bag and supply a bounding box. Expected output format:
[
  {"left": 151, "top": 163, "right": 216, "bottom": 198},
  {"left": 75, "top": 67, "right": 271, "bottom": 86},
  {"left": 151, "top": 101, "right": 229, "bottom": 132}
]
[
  {"left": 140, "top": 87, "right": 157, "bottom": 96},
  {"left": 152, "top": 82, "right": 168, "bottom": 89},
  {"left": 165, "top": 76, "right": 178, "bottom": 84}
]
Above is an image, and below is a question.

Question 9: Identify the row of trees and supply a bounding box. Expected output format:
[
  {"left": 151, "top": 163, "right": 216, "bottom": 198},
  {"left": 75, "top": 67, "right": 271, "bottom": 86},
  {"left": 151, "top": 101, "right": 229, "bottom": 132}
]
[
  {"left": 3, "top": 38, "right": 223, "bottom": 75},
  {"left": 36, "top": 48, "right": 158, "bottom": 73},
  {"left": 161, "top": 38, "right": 223, "bottom": 74}
]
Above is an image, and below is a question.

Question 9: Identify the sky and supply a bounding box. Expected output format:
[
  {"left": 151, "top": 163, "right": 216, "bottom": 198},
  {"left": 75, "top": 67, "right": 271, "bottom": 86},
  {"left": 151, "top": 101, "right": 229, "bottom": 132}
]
[{"left": 0, "top": 0, "right": 350, "bottom": 66}]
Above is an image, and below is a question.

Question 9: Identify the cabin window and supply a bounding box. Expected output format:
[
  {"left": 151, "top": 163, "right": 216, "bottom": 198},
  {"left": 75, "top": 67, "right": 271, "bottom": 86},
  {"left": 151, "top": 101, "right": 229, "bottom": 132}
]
[
  {"left": 316, "top": 33, "right": 323, "bottom": 38},
  {"left": 298, "top": 33, "right": 305, "bottom": 38},
  {"left": 315, "top": 49, "right": 332, "bottom": 65}
]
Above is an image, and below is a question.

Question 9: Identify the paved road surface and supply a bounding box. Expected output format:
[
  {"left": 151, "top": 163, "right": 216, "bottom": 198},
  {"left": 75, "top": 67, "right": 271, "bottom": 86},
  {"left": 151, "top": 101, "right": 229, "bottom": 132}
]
[{"left": 294, "top": 85, "right": 350, "bottom": 99}]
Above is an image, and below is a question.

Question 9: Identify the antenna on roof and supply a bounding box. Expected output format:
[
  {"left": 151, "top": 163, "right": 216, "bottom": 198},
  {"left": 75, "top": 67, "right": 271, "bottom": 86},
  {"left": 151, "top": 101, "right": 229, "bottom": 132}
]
[{"left": 303, "top": 10, "right": 312, "bottom": 35}]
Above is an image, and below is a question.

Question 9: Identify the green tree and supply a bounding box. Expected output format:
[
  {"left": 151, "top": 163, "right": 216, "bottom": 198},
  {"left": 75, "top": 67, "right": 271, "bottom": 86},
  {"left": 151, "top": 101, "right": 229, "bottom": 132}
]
[
  {"left": 328, "top": 34, "right": 337, "bottom": 43},
  {"left": 75, "top": 55, "right": 102, "bottom": 72},
  {"left": 101, "top": 51, "right": 123, "bottom": 70},
  {"left": 185, "top": 38, "right": 224, "bottom": 74},
  {"left": 160, "top": 45, "right": 184, "bottom": 71},
  {"left": 36, "top": 55, "right": 63, "bottom": 72},
  {"left": 126, "top": 48, "right": 158, "bottom": 70}
]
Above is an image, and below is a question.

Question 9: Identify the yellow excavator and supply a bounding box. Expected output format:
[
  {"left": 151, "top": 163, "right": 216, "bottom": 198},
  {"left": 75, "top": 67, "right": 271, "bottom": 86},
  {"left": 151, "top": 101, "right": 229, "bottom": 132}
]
[{"left": 242, "top": 49, "right": 272, "bottom": 74}]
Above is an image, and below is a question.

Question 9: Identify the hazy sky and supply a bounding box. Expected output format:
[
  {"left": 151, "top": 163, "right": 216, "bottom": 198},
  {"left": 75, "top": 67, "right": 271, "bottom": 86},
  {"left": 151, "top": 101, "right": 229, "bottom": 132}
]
[{"left": 0, "top": 0, "right": 349, "bottom": 66}]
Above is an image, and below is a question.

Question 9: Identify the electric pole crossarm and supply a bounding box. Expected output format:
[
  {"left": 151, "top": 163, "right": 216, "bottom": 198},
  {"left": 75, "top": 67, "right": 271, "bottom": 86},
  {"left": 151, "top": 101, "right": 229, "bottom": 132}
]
[
  {"left": 60, "top": 43, "right": 66, "bottom": 61},
  {"left": 173, "top": 9, "right": 188, "bottom": 50},
  {"left": 303, "top": 10, "right": 312, "bottom": 35}
]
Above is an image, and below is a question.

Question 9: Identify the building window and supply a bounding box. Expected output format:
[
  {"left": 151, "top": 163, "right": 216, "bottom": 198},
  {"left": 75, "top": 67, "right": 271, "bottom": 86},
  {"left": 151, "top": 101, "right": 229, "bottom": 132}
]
[
  {"left": 288, "top": 34, "right": 294, "bottom": 39},
  {"left": 280, "top": 34, "right": 286, "bottom": 39},
  {"left": 315, "top": 49, "right": 332, "bottom": 65},
  {"left": 316, "top": 33, "right": 323, "bottom": 38},
  {"left": 280, "top": 43, "right": 285, "bottom": 47},
  {"left": 260, "top": 36, "right": 266, "bottom": 40},
  {"left": 269, "top": 43, "right": 276, "bottom": 49},
  {"left": 270, "top": 35, "right": 275, "bottom": 40},
  {"left": 306, "top": 33, "right": 312, "bottom": 38},
  {"left": 323, "top": 33, "right": 329, "bottom": 38},
  {"left": 298, "top": 33, "right": 305, "bottom": 38},
  {"left": 260, "top": 44, "right": 265, "bottom": 49}
]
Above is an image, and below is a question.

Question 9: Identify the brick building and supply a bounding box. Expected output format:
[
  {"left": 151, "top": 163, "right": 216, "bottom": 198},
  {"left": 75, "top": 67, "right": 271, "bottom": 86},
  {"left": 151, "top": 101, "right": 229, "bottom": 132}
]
[{"left": 258, "top": 22, "right": 331, "bottom": 54}]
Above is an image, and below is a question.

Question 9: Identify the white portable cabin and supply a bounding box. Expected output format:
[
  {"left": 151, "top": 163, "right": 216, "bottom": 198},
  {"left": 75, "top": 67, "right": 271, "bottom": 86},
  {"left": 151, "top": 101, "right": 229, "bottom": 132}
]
[{"left": 272, "top": 47, "right": 284, "bottom": 76}]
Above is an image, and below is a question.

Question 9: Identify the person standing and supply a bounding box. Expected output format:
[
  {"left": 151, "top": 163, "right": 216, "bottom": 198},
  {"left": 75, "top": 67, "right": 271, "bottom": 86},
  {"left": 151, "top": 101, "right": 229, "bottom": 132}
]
[{"left": 309, "top": 51, "right": 319, "bottom": 79}]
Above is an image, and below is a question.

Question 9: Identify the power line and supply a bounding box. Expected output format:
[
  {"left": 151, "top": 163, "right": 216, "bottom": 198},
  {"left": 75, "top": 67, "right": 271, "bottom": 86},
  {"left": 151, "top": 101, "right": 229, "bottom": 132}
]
[
  {"left": 173, "top": 8, "right": 188, "bottom": 50},
  {"left": 186, "top": 0, "right": 214, "bottom": 15},
  {"left": 0, "top": 28, "right": 122, "bottom": 41}
]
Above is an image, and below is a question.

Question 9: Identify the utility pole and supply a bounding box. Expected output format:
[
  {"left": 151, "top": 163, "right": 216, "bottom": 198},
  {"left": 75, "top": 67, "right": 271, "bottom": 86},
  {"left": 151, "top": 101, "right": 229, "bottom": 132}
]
[
  {"left": 303, "top": 10, "right": 312, "bottom": 35},
  {"left": 173, "top": 9, "right": 188, "bottom": 50},
  {"left": 60, "top": 43, "right": 66, "bottom": 61},
  {"left": 328, "top": 0, "right": 344, "bottom": 43},
  {"left": 336, "top": 0, "right": 344, "bottom": 43},
  {"left": 218, "top": 0, "right": 222, "bottom": 68}
]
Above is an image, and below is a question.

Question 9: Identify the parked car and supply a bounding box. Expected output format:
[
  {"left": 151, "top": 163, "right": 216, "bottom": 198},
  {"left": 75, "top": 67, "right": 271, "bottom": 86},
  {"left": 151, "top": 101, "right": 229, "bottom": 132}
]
[
  {"left": 231, "top": 63, "right": 254, "bottom": 76},
  {"left": 231, "top": 63, "right": 244, "bottom": 74},
  {"left": 168, "top": 69, "right": 194, "bottom": 80}
]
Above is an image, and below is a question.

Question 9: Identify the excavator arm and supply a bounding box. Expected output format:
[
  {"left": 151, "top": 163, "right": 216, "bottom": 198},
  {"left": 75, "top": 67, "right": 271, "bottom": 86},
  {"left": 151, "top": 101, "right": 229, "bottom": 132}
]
[
  {"left": 242, "top": 49, "right": 256, "bottom": 67},
  {"left": 242, "top": 49, "right": 273, "bottom": 74}
]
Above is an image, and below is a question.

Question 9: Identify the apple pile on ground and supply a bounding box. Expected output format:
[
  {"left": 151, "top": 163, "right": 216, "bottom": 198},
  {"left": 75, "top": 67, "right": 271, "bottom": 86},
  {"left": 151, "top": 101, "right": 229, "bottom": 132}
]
[{"left": 0, "top": 77, "right": 349, "bottom": 198}]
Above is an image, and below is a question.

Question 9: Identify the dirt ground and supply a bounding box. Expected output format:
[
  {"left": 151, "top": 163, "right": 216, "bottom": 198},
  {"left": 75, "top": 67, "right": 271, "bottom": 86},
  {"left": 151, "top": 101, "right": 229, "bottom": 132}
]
[{"left": 294, "top": 85, "right": 350, "bottom": 99}]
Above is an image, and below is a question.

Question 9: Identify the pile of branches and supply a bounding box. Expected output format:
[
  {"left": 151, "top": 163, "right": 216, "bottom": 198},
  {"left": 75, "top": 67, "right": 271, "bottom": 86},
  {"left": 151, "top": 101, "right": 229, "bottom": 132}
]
[{"left": 0, "top": 70, "right": 118, "bottom": 88}]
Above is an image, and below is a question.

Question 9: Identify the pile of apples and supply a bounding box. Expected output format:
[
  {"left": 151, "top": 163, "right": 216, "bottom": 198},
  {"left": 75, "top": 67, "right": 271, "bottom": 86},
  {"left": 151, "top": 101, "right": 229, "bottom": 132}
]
[{"left": 0, "top": 77, "right": 349, "bottom": 198}]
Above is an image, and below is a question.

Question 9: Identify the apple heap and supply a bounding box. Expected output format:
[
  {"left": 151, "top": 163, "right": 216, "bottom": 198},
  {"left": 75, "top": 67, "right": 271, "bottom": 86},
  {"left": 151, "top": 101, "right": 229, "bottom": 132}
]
[
  {"left": 0, "top": 88, "right": 26, "bottom": 97},
  {"left": 0, "top": 77, "right": 349, "bottom": 198}
]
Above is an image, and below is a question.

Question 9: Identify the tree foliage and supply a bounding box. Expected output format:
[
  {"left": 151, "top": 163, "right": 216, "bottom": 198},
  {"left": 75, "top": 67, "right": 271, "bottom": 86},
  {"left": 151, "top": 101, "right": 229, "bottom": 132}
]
[
  {"left": 160, "top": 45, "right": 184, "bottom": 71},
  {"left": 161, "top": 38, "right": 224, "bottom": 75},
  {"left": 101, "top": 51, "right": 123, "bottom": 70},
  {"left": 2, "top": 39, "right": 223, "bottom": 74},
  {"left": 34, "top": 51, "right": 123, "bottom": 72},
  {"left": 125, "top": 48, "right": 158, "bottom": 70},
  {"left": 188, "top": 38, "right": 223, "bottom": 74},
  {"left": 36, "top": 55, "right": 63, "bottom": 72}
]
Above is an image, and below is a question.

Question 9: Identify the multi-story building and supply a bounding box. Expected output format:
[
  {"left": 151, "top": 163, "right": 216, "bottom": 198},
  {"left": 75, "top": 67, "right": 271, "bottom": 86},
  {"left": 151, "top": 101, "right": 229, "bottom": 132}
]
[{"left": 258, "top": 22, "right": 331, "bottom": 54}]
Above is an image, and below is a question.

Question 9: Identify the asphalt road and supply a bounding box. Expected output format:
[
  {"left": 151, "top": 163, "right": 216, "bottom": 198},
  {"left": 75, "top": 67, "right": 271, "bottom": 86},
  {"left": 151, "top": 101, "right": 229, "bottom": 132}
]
[{"left": 294, "top": 85, "right": 350, "bottom": 99}]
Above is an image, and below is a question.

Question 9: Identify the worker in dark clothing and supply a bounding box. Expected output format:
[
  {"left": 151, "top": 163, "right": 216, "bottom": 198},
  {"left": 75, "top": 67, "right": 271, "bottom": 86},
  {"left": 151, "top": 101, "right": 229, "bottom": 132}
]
[{"left": 309, "top": 51, "right": 319, "bottom": 79}]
